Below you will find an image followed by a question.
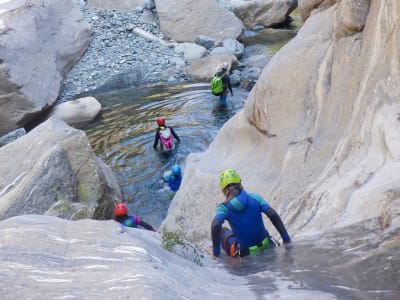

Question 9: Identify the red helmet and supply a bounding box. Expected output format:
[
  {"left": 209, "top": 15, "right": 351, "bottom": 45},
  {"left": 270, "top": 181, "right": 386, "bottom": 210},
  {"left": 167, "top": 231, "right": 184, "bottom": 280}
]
[
  {"left": 156, "top": 116, "right": 166, "bottom": 126},
  {"left": 114, "top": 203, "right": 128, "bottom": 217}
]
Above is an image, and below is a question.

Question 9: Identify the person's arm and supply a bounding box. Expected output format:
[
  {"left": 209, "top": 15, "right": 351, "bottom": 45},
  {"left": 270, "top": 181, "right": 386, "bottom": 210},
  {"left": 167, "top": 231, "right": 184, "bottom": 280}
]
[
  {"left": 170, "top": 127, "right": 180, "bottom": 143},
  {"left": 224, "top": 74, "right": 233, "bottom": 95},
  {"left": 139, "top": 220, "right": 156, "bottom": 232},
  {"left": 210, "top": 204, "right": 228, "bottom": 257},
  {"left": 264, "top": 207, "right": 291, "bottom": 243},
  {"left": 211, "top": 218, "right": 223, "bottom": 257},
  {"left": 133, "top": 216, "right": 156, "bottom": 232},
  {"left": 153, "top": 129, "right": 160, "bottom": 148}
]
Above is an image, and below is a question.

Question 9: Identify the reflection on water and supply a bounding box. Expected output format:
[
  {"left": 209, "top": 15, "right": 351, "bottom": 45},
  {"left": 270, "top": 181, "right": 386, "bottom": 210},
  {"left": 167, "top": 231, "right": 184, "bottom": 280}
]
[{"left": 84, "top": 83, "right": 249, "bottom": 227}]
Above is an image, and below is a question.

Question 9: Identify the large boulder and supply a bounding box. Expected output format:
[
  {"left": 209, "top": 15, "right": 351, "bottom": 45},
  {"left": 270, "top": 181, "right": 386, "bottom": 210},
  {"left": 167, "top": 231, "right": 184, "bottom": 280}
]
[
  {"left": 155, "top": 0, "right": 244, "bottom": 42},
  {"left": 232, "top": 0, "right": 298, "bottom": 28},
  {"left": 186, "top": 54, "right": 238, "bottom": 80},
  {"left": 162, "top": 0, "right": 400, "bottom": 258},
  {"left": 88, "top": 0, "right": 146, "bottom": 11},
  {"left": 0, "top": 0, "right": 91, "bottom": 137},
  {"left": 49, "top": 96, "right": 102, "bottom": 128},
  {"left": 0, "top": 118, "right": 121, "bottom": 220}
]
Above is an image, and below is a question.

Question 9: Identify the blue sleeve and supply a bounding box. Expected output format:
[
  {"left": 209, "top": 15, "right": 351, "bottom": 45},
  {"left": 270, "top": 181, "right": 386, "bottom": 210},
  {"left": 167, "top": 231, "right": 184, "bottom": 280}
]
[
  {"left": 215, "top": 204, "right": 228, "bottom": 222},
  {"left": 249, "top": 193, "right": 270, "bottom": 212},
  {"left": 211, "top": 204, "right": 228, "bottom": 256},
  {"left": 163, "top": 171, "right": 173, "bottom": 182}
]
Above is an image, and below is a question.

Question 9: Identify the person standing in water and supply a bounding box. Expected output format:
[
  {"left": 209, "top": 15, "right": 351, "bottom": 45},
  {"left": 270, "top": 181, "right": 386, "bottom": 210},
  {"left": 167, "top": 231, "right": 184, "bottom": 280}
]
[
  {"left": 153, "top": 116, "right": 180, "bottom": 151},
  {"left": 211, "top": 62, "right": 233, "bottom": 106}
]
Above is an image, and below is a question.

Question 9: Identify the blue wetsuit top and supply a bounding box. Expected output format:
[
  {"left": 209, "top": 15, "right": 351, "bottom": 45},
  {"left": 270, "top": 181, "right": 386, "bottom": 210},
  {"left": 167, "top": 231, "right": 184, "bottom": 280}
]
[
  {"left": 163, "top": 173, "right": 182, "bottom": 192},
  {"left": 211, "top": 189, "right": 290, "bottom": 256},
  {"left": 116, "top": 215, "right": 156, "bottom": 232},
  {"left": 120, "top": 216, "right": 140, "bottom": 228}
]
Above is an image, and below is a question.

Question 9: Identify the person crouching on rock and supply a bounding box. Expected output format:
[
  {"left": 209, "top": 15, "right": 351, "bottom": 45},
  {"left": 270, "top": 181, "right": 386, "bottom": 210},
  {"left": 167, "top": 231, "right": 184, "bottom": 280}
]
[
  {"left": 209, "top": 169, "right": 291, "bottom": 259},
  {"left": 114, "top": 202, "right": 156, "bottom": 232}
]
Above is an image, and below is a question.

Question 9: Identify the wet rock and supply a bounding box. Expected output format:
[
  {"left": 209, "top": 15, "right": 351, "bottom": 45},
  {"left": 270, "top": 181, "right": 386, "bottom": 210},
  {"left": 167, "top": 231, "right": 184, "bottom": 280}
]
[
  {"left": 0, "top": 0, "right": 90, "bottom": 136},
  {"left": 49, "top": 96, "right": 102, "bottom": 128}
]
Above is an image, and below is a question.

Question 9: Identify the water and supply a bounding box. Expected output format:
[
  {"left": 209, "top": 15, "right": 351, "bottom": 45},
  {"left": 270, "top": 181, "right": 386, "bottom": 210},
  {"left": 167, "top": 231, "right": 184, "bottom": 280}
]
[
  {"left": 211, "top": 220, "right": 400, "bottom": 300},
  {"left": 84, "top": 83, "right": 249, "bottom": 228}
]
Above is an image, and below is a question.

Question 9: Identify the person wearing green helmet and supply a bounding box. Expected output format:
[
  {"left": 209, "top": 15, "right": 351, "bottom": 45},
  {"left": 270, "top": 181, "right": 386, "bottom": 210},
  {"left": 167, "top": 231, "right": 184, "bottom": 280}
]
[{"left": 209, "top": 169, "right": 291, "bottom": 259}]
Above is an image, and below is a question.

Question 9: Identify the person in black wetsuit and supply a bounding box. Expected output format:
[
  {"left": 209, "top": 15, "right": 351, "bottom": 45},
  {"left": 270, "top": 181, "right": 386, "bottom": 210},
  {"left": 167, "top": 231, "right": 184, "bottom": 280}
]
[{"left": 153, "top": 116, "right": 180, "bottom": 151}]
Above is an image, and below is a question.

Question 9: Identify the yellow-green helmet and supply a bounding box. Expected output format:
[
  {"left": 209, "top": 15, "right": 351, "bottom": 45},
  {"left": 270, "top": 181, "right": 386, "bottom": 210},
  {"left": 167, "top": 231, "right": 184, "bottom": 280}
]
[{"left": 220, "top": 169, "right": 241, "bottom": 189}]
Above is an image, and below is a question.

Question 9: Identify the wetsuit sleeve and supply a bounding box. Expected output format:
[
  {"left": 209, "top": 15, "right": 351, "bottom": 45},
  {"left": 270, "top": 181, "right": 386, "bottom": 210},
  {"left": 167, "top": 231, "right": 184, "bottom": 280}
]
[
  {"left": 211, "top": 204, "right": 228, "bottom": 256},
  {"left": 153, "top": 129, "right": 160, "bottom": 148},
  {"left": 138, "top": 220, "right": 156, "bottom": 232},
  {"left": 223, "top": 74, "right": 233, "bottom": 94},
  {"left": 122, "top": 216, "right": 138, "bottom": 228},
  {"left": 264, "top": 207, "right": 291, "bottom": 243},
  {"left": 170, "top": 127, "right": 180, "bottom": 143},
  {"left": 163, "top": 171, "right": 173, "bottom": 182}
]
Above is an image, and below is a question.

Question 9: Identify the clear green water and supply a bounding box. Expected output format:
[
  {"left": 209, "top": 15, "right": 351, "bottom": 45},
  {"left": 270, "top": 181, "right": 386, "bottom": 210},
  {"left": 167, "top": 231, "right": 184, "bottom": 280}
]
[{"left": 84, "top": 83, "right": 249, "bottom": 228}]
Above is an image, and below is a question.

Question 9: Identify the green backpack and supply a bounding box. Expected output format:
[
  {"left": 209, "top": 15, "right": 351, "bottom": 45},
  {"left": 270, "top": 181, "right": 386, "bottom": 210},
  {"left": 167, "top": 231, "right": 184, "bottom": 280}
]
[{"left": 210, "top": 72, "right": 225, "bottom": 95}]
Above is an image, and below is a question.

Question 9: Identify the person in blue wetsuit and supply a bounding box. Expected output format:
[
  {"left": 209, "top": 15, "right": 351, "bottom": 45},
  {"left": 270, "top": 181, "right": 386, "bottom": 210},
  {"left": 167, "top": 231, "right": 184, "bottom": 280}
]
[
  {"left": 210, "top": 169, "right": 291, "bottom": 258},
  {"left": 114, "top": 203, "right": 156, "bottom": 232},
  {"left": 163, "top": 164, "right": 182, "bottom": 192}
]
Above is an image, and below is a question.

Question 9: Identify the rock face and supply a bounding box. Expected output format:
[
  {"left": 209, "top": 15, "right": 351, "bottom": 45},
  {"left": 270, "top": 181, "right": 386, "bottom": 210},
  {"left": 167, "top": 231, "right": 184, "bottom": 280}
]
[
  {"left": 0, "top": 118, "right": 121, "bottom": 220},
  {"left": 162, "top": 0, "right": 400, "bottom": 255},
  {"left": 0, "top": 0, "right": 91, "bottom": 136},
  {"left": 155, "top": 0, "right": 243, "bottom": 42},
  {"left": 0, "top": 215, "right": 259, "bottom": 299}
]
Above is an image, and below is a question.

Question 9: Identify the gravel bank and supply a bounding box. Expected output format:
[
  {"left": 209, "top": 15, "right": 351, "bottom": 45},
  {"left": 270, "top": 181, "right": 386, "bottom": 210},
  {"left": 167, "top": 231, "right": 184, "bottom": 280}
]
[{"left": 58, "top": 1, "right": 188, "bottom": 102}]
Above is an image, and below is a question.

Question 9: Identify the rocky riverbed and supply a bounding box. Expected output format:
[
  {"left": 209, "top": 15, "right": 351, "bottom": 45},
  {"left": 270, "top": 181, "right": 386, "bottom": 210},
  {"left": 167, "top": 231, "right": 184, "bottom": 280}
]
[{"left": 58, "top": 0, "right": 189, "bottom": 102}]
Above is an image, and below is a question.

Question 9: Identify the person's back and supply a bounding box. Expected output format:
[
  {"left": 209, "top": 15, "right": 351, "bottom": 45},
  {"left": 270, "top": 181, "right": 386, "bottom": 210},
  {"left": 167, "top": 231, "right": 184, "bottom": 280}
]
[
  {"left": 210, "top": 169, "right": 291, "bottom": 258},
  {"left": 153, "top": 116, "right": 180, "bottom": 151},
  {"left": 222, "top": 190, "right": 268, "bottom": 248}
]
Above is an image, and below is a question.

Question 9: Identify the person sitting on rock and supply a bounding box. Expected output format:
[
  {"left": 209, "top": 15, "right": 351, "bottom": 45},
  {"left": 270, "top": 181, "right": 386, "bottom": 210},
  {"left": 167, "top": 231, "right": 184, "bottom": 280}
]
[
  {"left": 153, "top": 116, "right": 180, "bottom": 151},
  {"left": 114, "top": 202, "right": 156, "bottom": 232},
  {"left": 163, "top": 164, "right": 182, "bottom": 192},
  {"left": 209, "top": 169, "right": 291, "bottom": 258}
]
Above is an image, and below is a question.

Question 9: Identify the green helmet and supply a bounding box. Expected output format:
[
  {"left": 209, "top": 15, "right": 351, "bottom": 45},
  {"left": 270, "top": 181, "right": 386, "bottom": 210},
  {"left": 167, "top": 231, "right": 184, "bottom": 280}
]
[{"left": 220, "top": 169, "right": 241, "bottom": 189}]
